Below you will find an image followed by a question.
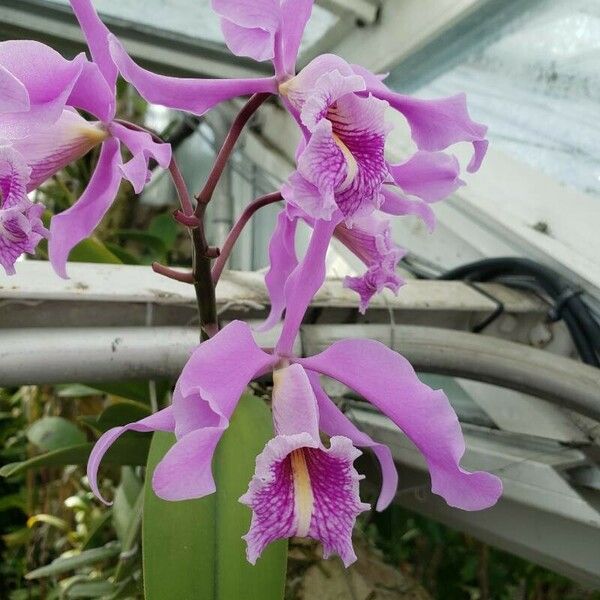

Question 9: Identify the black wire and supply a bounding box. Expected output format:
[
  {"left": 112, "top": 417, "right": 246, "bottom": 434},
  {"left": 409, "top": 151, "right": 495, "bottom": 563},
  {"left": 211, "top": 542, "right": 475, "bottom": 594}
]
[{"left": 438, "top": 257, "right": 600, "bottom": 367}]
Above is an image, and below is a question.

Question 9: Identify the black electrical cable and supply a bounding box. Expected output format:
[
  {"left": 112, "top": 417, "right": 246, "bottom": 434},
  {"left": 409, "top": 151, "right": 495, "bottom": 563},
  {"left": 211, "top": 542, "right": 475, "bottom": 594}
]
[{"left": 438, "top": 257, "right": 600, "bottom": 367}]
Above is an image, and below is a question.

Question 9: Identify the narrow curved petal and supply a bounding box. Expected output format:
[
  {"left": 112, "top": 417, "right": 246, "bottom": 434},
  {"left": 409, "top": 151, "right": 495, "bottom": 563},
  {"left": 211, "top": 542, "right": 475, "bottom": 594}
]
[
  {"left": 258, "top": 209, "right": 299, "bottom": 332},
  {"left": 69, "top": 0, "right": 118, "bottom": 90},
  {"left": 276, "top": 215, "right": 340, "bottom": 355},
  {"left": 12, "top": 110, "right": 107, "bottom": 191},
  {"left": 368, "top": 86, "right": 488, "bottom": 172},
  {"left": 110, "top": 36, "right": 277, "bottom": 116},
  {"left": 307, "top": 370, "right": 398, "bottom": 511},
  {"left": 380, "top": 187, "right": 436, "bottom": 233},
  {"left": 49, "top": 138, "right": 122, "bottom": 278},
  {"left": 110, "top": 122, "right": 171, "bottom": 193},
  {"left": 388, "top": 151, "right": 464, "bottom": 203},
  {"left": 153, "top": 320, "right": 276, "bottom": 501},
  {"left": 0, "top": 41, "right": 85, "bottom": 138},
  {"left": 241, "top": 433, "right": 368, "bottom": 566},
  {"left": 175, "top": 320, "right": 275, "bottom": 437},
  {"left": 87, "top": 407, "right": 175, "bottom": 504},
  {"left": 220, "top": 20, "right": 275, "bottom": 62},
  {"left": 299, "top": 340, "right": 503, "bottom": 511},
  {"left": 280, "top": 0, "right": 314, "bottom": 74},
  {"left": 68, "top": 61, "right": 116, "bottom": 123},
  {"left": 0, "top": 65, "right": 29, "bottom": 112}
]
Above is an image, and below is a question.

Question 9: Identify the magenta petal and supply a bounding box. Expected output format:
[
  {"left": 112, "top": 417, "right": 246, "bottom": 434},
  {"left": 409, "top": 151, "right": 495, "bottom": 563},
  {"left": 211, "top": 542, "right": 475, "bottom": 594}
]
[
  {"left": 307, "top": 371, "right": 398, "bottom": 511},
  {"left": 87, "top": 407, "right": 175, "bottom": 504},
  {"left": 299, "top": 340, "right": 503, "bottom": 511},
  {"left": 0, "top": 41, "right": 85, "bottom": 138},
  {"left": 272, "top": 364, "right": 320, "bottom": 440},
  {"left": 110, "top": 122, "right": 171, "bottom": 193},
  {"left": 0, "top": 65, "right": 29, "bottom": 112},
  {"left": 68, "top": 61, "right": 116, "bottom": 122},
  {"left": 69, "top": 0, "right": 118, "bottom": 90},
  {"left": 49, "top": 138, "right": 122, "bottom": 278},
  {"left": 175, "top": 320, "right": 275, "bottom": 434},
  {"left": 380, "top": 187, "right": 436, "bottom": 233},
  {"left": 220, "top": 20, "right": 275, "bottom": 62},
  {"left": 258, "top": 209, "right": 299, "bottom": 332},
  {"left": 152, "top": 427, "right": 225, "bottom": 501},
  {"left": 276, "top": 215, "right": 340, "bottom": 355},
  {"left": 12, "top": 110, "right": 107, "bottom": 191},
  {"left": 280, "top": 0, "right": 314, "bottom": 74},
  {"left": 282, "top": 170, "right": 338, "bottom": 222},
  {"left": 110, "top": 36, "right": 277, "bottom": 116},
  {"left": 241, "top": 433, "right": 368, "bottom": 566},
  {"left": 388, "top": 151, "right": 464, "bottom": 203},
  {"left": 0, "top": 146, "right": 30, "bottom": 209}
]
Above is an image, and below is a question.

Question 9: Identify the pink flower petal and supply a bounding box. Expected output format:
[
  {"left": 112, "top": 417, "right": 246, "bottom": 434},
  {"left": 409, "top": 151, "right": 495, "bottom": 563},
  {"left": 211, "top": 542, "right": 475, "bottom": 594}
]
[{"left": 380, "top": 187, "right": 436, "bottom": 233}]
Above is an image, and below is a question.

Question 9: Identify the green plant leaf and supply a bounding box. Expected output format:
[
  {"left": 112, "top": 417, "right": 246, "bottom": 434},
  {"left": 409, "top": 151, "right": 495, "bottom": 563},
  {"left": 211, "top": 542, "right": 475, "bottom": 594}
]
[
  {"left": 143, "top": 393, "right": 287, "bottom": 600},
  {"left": 27, "top": 417, "right": 87, "bottom": 452},
  {"left": 0, "top": 435, "right": 150, "bottom": 478},
  {"left": 148, "top": 213, "right": 178, "bottom": 249},
  {"left": 68, "top": 238, "right": 122, "bottom": 265},
  {"left": 25, "top": 543, "right": 121, "bottom": 579}
]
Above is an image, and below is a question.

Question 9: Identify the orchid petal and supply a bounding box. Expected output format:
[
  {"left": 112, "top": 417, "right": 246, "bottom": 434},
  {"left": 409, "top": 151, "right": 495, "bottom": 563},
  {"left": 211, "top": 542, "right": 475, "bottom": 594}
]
[
  {"left": 276, "top": 215, "right": 340, "bottom": 355},
  {"left": 220, "top": 20, "right": 275, "bottom": 62},
  {"left": 0, "top": 65, "right": 29, "bottom": 113},
  {"left": 307, "top": 370, "right": 398, "bottom": 511},
  {"left": 109, "top": 36, "right": 277, "bottom": 116},
  {"left": 0, "top": 41, "right": 85, "bottom": 138},
  {"left": 153, "top": 320, "right": 276, "bottom": 501},
  {"left": 11, "top": 110, "right": 107, "bottom": 191},
  {"left": 68, "top": 61, "right": 116, "bottom": 122},
  {"left": 380, "top": 187, "right": 436, "bottom": 233},
  {"left": 282, "top": 170, "right": 338, "bottom": 222},
  {"left": 388, "top": 151, "right": 464, "bottom": 203},
  {"left": 280, "top": 0, "right": 314, "bottom": 74},
  {"left": 258, "top": 209, "right": 299, "bottom": 332},
  {"left": 69, "top": 0, "right": 118, "bottom": 90},
  {"left": 0, "top": 146, "right": 31, "bottom": 209},
  {"left": 241, "top": 433, "right": 367, "bottom": 567},
  {"left": 109, "top": 122, "right": 171, "bottom": 193},
  {"left": 49, "top": 138, "right": 122, "bottom": 278},
  {"left": 299, "top": 339, "right": 503, "bottom": 511},
  {"left": 87, "top": 407, "right": 175, "bottom": 504}
]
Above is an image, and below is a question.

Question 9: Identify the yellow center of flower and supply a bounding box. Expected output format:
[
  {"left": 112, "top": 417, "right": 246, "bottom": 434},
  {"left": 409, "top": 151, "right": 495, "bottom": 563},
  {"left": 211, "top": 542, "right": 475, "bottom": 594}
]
[
  {"left": 333, "top": 133, "right": 358, "bottom": 191},
  {"left": 290, "top": 449, "right": 314, "bottom": 537}
]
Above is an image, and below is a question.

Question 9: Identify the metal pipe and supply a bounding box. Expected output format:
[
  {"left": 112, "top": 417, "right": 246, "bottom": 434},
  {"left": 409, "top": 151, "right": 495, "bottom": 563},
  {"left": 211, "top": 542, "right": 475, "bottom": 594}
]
[{"left": 1, "top": 326, "right": 599, "bottom": 422}]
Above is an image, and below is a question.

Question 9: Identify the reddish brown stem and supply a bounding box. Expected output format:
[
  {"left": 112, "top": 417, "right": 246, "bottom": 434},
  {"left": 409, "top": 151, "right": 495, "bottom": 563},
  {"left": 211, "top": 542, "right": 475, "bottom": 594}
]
[
  {"left": 152, "top": 262, "right": 194, "bottom": 284},
  {"left": 195, "top": 93, "right": 271, "bottom": 211},
  {"left": 211, "top": 192, "right": 283, "bottom": 284}
]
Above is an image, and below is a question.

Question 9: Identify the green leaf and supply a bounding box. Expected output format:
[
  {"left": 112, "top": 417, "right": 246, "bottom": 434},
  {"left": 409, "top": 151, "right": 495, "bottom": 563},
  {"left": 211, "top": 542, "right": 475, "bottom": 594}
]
[
  {"left": 113, "top": 230, "right": 167, "bottom": 261},
  {"left": 27, "top": 417, "right": 87, "bottom": 452},
  {"left": 64, "top": 580, "right": 116, "bottom": 599},
  {"left": 143, "top": 393, "right": 287, "bottom": 600},
  {"left": 148, "top": 213, "right": 178, "bottom": 249},
  {"left": 68, "top": 238, "right": 122, "bottom": 265},
  {"left": 104, "top": 242, "right": 142, "bottom": 265},
  {"left": 0, "top": 435, "right": 151, "bottom": 478},
  {"left": 96, "top": 402, "right": 151, "bottom": 433},
  {"left": 25, "top": 543, "right": 121, "bottom": 579},
  {"left": 112, "top": 467, "right": 143, "bottom": 543}
]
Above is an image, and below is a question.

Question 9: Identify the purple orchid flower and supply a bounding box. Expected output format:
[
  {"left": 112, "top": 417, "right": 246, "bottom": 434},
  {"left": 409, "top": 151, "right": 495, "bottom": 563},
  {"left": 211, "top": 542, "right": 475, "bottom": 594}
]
[
  {"left": 86, "top": 219, "right": 502, "bottom": 566},
  {"left": 0, "top": 146, "right": 48, "bottom": 275},
  {"left": 44, "top": 0, "right": 172, "bottom": 278}
]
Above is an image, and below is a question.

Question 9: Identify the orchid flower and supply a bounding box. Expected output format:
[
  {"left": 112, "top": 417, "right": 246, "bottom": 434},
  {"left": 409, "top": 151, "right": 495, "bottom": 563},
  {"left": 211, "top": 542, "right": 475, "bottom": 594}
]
[
  {"left": 81, "top": 0, "right": 481, "bottom": 314},
  {"left": 86, "top": 219, "right": 502, "bottom": 566}
]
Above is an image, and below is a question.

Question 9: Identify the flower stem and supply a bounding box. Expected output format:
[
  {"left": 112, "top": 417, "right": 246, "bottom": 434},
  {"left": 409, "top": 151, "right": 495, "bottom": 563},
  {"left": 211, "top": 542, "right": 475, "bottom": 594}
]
[
  {"left": 195, "top": 93, "right": 271, "bottom": 211},
  {"left": 212, "top": 192, "right": 283, "bottom": 284}
]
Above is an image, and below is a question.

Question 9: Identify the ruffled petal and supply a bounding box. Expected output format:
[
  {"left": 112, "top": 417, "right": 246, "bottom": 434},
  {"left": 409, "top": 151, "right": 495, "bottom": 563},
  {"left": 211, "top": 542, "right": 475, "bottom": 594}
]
[
  {"left": 380, "top": 187, "right": 436, "bottom": 233},
  {"left": 87, "top": 407, "right": 175, "bottom": 504},
  {"left": 110, "top": 36, "right": 277, "bottom": 116},
  {"left": 49, "top": 138, "right": 122, "bottom": 278},
  {"left": 344, "top": 265, "right": 404, "bottom": 314},
  {"left": 282, "top": 170, "right": 338, "bottom": 222},
  {"left": 258, "top": 209, "right": 299, "bottom": 332},
  {"left": 0, "top": 41, "right": 85, "bottom": 138},
  {"left": 69, "top": 0, "right": 118, "bottom": 90},
  {"left": 109, "top": 122, "right": 171, "bottom": 193},
  {"left": 241, "top": 433, "right": 368, "bottom": 567},
  {"left": 0, "top": 145, "right": 31, "bottom": 209},
  {"left": 276, "top": 215, "right": 340, "bottom": 355},
  {"left": 307, "top": 370, "right": 397, "bottom": 511},
  {"left": 11, "top": 110, "right": 107, "bottom": 191},
  {"left": 388, "top": 151, "right": 464, "bottom": 203},
  {"left": 299, "top": 339, "right": 503, "bottom": 511}
]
